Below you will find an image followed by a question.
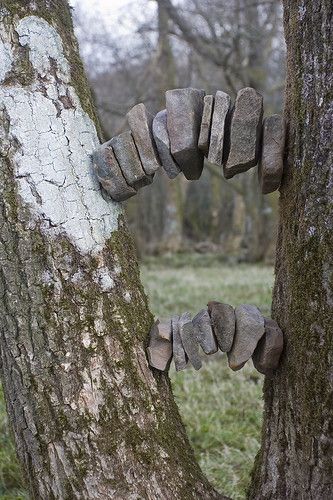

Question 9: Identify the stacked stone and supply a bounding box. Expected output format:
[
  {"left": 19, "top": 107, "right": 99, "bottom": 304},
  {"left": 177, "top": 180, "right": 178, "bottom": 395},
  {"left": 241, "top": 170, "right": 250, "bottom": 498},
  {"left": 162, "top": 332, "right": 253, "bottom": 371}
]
[
  {"left": 93, "top": 86, "right": 286, "bottom": 201},
  {"left": 147, "top": 302, "right": 283, "bottom": 377}
]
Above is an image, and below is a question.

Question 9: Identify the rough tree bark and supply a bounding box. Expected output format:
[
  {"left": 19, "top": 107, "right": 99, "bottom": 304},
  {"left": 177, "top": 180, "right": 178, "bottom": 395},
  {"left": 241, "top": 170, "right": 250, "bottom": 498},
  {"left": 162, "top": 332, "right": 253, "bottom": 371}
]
[
  {"left": 250, "top": 1, "right": 333, "bottom": 498},
  {"left": 0, "top": 3, "right": 221, "bottom": 499}
]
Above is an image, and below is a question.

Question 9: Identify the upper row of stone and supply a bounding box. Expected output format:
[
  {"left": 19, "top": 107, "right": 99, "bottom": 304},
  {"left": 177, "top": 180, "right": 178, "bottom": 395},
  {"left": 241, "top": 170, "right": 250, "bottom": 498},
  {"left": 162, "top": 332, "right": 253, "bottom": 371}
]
[{"left": 93, "top": 87, "right": 286, "bottom": 201}]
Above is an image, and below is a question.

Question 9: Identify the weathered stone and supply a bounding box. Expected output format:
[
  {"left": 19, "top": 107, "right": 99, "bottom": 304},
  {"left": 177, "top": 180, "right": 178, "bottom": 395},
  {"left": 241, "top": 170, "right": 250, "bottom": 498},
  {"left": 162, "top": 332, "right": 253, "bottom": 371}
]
[
  {"left": 172, "top": 314, "right": 188, "bottom": 371},
  {"left": 258, "top": 114, "right": 285, "bottom": 194},
  {"left": 192, "top": 308, "right": 218, "bottom": 354},
  {"left": 207, "top": 301, "right": 235, "bottom": 352},
  {"left": 224, "top": 87, "right": 263, "bottom": 179},
  {"left": 152, "top": 110, "right": 181, "bottom": 179},
  {"left": 228, "top": 304, "right": 265, "bottom": 371},
  {"left": 198, "top": 95, "right": 214, "bottom": 156},
  {"left": 252, "top": 317, "right": 284, "bottom": 375},
  {"left": 207, "top": 91, "right": 231, "bottom": 165},
  {"left": 127, "top": 103, "right": 161, "bottom": 176},
  {"left": 147, "top": 320, "right": 172, "bottom": 371},
  {"left": 110, "top": 131, "right": 153, "bottom": 189},
  {"left": 92, "top": 141, "right": 137, "bottom": 202},
  {"left": 179, "top": 312, "right": 202, "bottom": 370},
  {"left": 166, "top": 88, "right": 205, "bottom": 180}
]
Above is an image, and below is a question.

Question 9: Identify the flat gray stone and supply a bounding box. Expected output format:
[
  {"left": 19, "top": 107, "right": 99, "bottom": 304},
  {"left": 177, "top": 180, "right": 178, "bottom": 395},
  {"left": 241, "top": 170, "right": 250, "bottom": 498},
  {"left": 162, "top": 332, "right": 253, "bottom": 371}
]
[
  {"left": 172, "top": 315, "right": 187, "bottom": 371},
  {"left": 224, "top": 87, "right": 263, "bottom": 179},
  {"left": 147, "top": 320, "right": 173, "bottom": 371},
  {"left": 127, "top": 103, "right": 161, "bottom": 176},
  {"left": 179, "top": 312, "right": 202, "bottom": 370},
  {"left": 252, "top": 317, "right": 283, "bottom": 375},
  {"left": 208, "top": 91, "right": 231, "bottom": 165},
  {"left": 166, "top": 88, "right": 205, "bottom": 180},
  {"left": 207, "top": 301, "right": 235, "bottom": 352},
  {"left": 198, "top": 95, "right": 214, "bottom": 156},
  {"left": 258, "top": 114, "right": 285, "bottom": 194},
  {"left": 193, "top": 309, "right": 217, "bottom": 354},
  {"left": 92, "top": 141, "right": 137, "bottom": 202},
  {"left": 152, "top": 110, "right": 181, "bottom": 179},
  {"left": 228, "top": 304, "right": 265, "bottom": 371},
  {"left": 110, "top": 131, "right": 153, "bottom": 189}
]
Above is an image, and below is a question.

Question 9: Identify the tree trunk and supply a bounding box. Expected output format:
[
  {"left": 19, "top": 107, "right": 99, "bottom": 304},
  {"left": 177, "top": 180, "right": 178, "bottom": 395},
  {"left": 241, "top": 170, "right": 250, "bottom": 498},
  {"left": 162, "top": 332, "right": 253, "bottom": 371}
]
[
  {"left": 0, "top": 3, "right": 221, "bottom": 498},
  {"left": 250, "top": 1, "right": 333, "bottom": 498}
]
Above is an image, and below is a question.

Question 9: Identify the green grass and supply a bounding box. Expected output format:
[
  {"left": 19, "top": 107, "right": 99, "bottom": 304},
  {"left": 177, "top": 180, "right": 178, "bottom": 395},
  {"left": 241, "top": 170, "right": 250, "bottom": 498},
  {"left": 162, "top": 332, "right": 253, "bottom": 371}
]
[
  {"left": 140, "top": 254, "right": 274, "bottom": 499},
  {"left": 0, "top": 254, "right": 274, "bottom": 499}
]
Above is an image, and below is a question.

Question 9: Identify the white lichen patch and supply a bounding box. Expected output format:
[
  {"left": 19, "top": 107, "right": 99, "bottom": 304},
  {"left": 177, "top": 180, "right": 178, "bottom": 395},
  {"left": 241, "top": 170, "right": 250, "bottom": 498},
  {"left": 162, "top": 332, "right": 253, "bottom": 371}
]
[
  {"left": 0, "top": 16, "right": 122, "bottom": 255},
  {"left": 93, "top": 267, "right": 115, "bottom": 292}
]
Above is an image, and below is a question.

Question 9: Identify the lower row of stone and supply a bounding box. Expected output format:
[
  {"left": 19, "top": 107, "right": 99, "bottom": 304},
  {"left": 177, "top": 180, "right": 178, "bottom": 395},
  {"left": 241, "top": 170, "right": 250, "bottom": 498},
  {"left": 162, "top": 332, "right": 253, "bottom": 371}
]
[{"left": 147, "top": 303, "right": 283, "bottom": 376}]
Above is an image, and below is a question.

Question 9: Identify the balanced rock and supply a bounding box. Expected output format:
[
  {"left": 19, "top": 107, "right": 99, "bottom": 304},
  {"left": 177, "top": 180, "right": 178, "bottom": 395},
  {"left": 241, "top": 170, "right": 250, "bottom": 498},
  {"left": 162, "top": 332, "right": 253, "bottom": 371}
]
[
  {"left": 224, "top": 87, "right": 263, "bottom": 179},
  {"left": 127, "top": 103, "right": 161, "bottom": 176},
  {"left": 179, "top": 312, "right": 202, "bottom": 370},
  {"left": 147, "top": 319, "right": 172, "bottom": 371},
  {"left": 258, "top": 114, "right": 285, "bottom": 194},
  {"left": 208, "top": 91, "right": 231, "bottom": 166},
  {"left": 166, "top": 88, "right": 205, "bottom": 180},
  {"left": 228, "top": 304, "right": 265, "bottom": 371},
  {"left": 207, "top": 301, "right": 235, "bottom": 352},
  {"left": 198, "top": 95, "right": 214, "bottom": 156},
  {"left": 252, "top": 317, "right": 283, "bottom": 375},
  {"left": 110, "top": 131, "right": 153, "bottom": 190},
  {"left": 152, "top": 110, "right": 181, "bottom": 179},
  {"left": 172, "top": 314, "right": 188, "bottom": 371},
  {"left": 92, "top": 142, "right": 136, "bottom": 202},
  {"left": 193, "top": 309, "right": 218, "bottom": 355}
]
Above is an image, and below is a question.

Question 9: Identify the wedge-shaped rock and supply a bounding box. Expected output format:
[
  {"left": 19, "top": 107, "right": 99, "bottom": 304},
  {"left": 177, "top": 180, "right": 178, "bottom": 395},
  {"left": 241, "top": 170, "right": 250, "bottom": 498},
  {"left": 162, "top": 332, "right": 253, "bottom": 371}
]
[
  {"left": 172, "top": 314, "right": 188, "bottom": 371},
  {"left": 179, "top": 312, "right": 202, "bottom": 370},
  {"left": 193, "top": 309, "right": 217, "bottom": 354},
  {"left": 92, "top": 142, "right": 137, "bottom": 202},
  {"left": 228, "top": 304, "right": 265, "bottom": 371},
  {"left": 207, "top": 301, "right": 235, "bottom": 352},
  {"left": 224, "top": 87, "right": 263, "bottom": 179},
  {"left": 252, "top": 318, "right": 283, "bottom": 375},
  {"left": 127, "top": 103, "right": 161, "bottom": 176},
  {"left": 147, "top": 320, "right": 172, "bottom": 371},
  {"left": 198, "top": 95, "right": 214, "bottom": 156},
  {"left": 110, "top": 131, "right": 153, "bottom": 190},
  {"left": 208, "top": 91, "right": 231, "bottom": 165},
  {"left": 166, "top": 88, "right": 205, "bottom": 180},
  {"left": 152, "top": 110, "right": 181, "bottom": 179},
  {"left": 258, "top": 115, "right": 285, "bottom": 194}
]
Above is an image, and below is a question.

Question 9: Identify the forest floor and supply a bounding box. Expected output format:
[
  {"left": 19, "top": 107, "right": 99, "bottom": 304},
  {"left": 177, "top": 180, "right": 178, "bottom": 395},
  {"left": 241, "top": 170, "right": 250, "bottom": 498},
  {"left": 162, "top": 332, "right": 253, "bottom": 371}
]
[{"left": 0, "top": 254, "right": 274, "bottom": 500}]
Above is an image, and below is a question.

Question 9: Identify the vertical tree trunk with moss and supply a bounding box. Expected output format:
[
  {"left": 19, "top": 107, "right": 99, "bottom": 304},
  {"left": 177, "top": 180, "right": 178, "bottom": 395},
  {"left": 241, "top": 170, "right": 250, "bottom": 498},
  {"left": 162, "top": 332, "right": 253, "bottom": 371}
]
[
  {"left": 0, "top": 3, "right": 221, "bottom": 498},
  {"left": 250, "top": 1, "right": 333, "bottom": 497}
]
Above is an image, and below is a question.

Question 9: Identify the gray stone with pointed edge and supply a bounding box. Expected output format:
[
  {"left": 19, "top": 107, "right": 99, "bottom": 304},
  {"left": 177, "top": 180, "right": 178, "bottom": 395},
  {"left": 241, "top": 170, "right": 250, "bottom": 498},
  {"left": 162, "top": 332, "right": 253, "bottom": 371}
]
[
  {"left": 110, "top": 131, "right": 153, "bottom": 189},
  {"left": 224, "top": 87, "right": 263, "bottom": 179},
  {"left": 166, "top": 88, "right": 205, "bottom": 180},
  {"left": 198, "top": 95, "right": 214, "bottom": 156},
  {"left": 179, "top": 312, "right": 202, "bottom": 370},
  {"left": 127, "top": 103, "right": 161, "bottom": 176},
  {"left": 92, "top": 141, "right": 137, "bottom": 201},
  {"left": 208, "top": 91, "right": 231, "bottom": 165},
  {"left": 228, "top": 304, "right": 265, "bottom": 371},
  {"left": 207, "top": 301, "right": 235, "bottom": 352},
  {"left": 172, "top": 314, "right": 188, "bottom": 371},
  {"left": 252, "top": 317, "right": 283, "bottom": 375},
  {"left": 147, "top": 319, "right": 172, "bottom": 371},
  {"left": 258, "top": 114, "right": 285, "bottom": 194},
  {"left": 152, "top": 109, "right": 181, "bottom": 179},
  {"left": 192, "top": 309, "right": 218, "bottom": 354}
]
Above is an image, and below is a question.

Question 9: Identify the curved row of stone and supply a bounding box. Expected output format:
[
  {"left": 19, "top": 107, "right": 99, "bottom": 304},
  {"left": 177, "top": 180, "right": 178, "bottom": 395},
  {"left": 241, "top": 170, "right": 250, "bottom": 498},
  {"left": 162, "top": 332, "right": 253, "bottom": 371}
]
[
  {"left": 92, "top": 87, "right": 286, "bottom": 199},
  {"left": 147, "top": 303, "right": 283, "bottom": 376}
]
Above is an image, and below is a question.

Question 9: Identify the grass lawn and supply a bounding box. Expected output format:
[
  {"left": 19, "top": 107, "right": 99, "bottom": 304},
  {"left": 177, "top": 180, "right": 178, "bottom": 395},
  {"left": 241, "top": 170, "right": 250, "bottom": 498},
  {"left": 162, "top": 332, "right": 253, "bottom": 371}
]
[{"left": 0, "top": 254, "right": 274, "bottom": 499}]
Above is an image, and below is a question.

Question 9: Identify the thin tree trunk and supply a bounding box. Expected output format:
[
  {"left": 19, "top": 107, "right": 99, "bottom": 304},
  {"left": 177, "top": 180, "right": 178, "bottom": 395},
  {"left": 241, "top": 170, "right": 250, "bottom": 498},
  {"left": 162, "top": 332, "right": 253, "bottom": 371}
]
[
  {"left": 250, "top": 1, "right": 333, "bottom": 497},
  {"left": 0, "top": 3, "right": 221, "bottom": 498}
]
